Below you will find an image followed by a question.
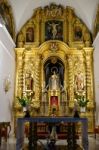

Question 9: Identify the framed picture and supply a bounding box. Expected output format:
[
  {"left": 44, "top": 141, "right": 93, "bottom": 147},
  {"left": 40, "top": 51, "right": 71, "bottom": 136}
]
[
  {"left": 45, "top": 20, "right": 63, "bottom": 41},
  {"left": 26, "top": 27, "right": 34, "bottom": 42},
  {"left": 50, "top": 96, "right": 58, "bottom": 106},
  {"left": 74, "top": 26, "right": 82, "bottom": 41}
]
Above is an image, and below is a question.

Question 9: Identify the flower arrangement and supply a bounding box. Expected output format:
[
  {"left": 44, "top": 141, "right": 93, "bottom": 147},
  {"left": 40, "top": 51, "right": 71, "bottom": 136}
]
[
  {"left": 76, "top": 94, "right": 89, "bottom": 107},
  {"left": 16, "top": 96, "right": 31, "bottom": 107}
]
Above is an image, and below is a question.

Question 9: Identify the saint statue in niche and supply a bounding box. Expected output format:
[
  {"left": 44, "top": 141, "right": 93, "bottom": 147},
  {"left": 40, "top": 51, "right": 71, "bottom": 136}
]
[
  {"left": 75, "top": 71, "right": 85, "bottom": 92},
  {"left": 25, "top": 72, "right": 33, "bottom": 91},
  {"left": 49, "top": 71, "right": 60, "bottom": 90}
]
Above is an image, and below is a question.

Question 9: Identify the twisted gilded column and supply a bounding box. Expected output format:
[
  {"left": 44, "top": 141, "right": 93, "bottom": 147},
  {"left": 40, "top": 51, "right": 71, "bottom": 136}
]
[
  {"left": 66, "top": 7, "right": 74, "bottom": 46},
  {"left": 84, "top": 48, "right": 94, "bottom": 104},
  {"left": 15, "top": 48, "right": 24, "bottom": 97},
  {"left": 34, "top": 55, "right": 41, "bottom": 108},
  {"left": 67, "top": 55, "right": 74, "bottom": 107},
  {"left": 22, "top": 51, "right": 32, "bottom": 93}
]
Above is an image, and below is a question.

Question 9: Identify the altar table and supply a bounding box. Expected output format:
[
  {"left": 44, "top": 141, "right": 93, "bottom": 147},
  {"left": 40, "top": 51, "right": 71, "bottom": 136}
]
[{"left": 16, "top": 117, "right": 88, "bottom": 150}]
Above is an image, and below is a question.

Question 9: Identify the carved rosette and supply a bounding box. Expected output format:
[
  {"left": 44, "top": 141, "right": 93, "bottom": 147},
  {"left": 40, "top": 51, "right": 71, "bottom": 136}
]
[{"left": 50, "top": 42, "right": 58, "bottom": 52}]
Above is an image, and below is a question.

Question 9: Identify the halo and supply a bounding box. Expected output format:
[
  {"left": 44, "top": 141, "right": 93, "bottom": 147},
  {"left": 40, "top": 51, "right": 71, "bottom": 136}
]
[{"left": 51, "top": 67, "right": 58, "bottom": 73}]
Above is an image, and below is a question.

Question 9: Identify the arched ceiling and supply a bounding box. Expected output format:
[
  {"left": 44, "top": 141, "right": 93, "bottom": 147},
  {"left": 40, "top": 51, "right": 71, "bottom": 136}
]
[{"left": 8, "top": 0, "right": 99, "bottom": 34}]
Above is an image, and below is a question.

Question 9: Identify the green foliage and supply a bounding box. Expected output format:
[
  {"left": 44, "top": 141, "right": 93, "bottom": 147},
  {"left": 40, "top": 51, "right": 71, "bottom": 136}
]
[
  {"left": 16, "top": 96, "right": 31, "bottom": 107},
  {"left": 76, "top": 94, "right": 89, "bottom": 107}
]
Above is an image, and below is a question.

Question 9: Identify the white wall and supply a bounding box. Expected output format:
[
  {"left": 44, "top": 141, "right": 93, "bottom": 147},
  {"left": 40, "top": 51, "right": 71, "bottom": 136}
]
[
  {"left": 93, "top": 32, "right": 99, "bottom": 125},
  {"left": 0, "top": 25, "right": 15, "bottom": 122},
  {"left": 9, "top": 0, "right": 99, "bottom": 33}
]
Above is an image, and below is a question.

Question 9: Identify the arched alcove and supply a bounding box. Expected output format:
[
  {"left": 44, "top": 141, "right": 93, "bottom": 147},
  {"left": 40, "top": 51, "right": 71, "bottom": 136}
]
[{"left": 44, "top": 57, "right": 64, "bottom": 87}]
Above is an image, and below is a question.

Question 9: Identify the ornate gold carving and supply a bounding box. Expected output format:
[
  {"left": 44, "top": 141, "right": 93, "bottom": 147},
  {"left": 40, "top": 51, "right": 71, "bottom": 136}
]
[
  {"left": 74, "top": 56, "right": 85, "bottom": 96},
  {"left": 15, "top": 4, "right": 94, "bottom": 132},
  {"left": 84, "top": 48, "right": 94, "bottom": 103},
  {"left": 17, "top": 31, "right": 25, "bottom": 48},
  {"left": 67, "top": 55, "right": 74, "bottom": 107},
  {"left": 16, "top": 3, "right": 92, "bottom": 47},
  {"left": 51, "top": 57, "right": 57, "bottom": 64},
  {"left": 50, "top": 42, "right": 58, "bottom": 52},
  {"left": 44, "top": 3, "right": 63, "bottom": 18}
]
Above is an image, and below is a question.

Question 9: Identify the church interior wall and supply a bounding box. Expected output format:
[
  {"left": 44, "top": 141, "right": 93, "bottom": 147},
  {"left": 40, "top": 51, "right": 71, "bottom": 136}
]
[
  {"left": 93, "top": 32, "right": 99, "bottom": 125},
  {"left": 0, "top": 25, "right": 15, "bottom": 122}
]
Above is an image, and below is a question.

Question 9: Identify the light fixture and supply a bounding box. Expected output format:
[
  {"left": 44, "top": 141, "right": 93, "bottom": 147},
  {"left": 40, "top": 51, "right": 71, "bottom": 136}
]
[{"left": 4, "top": 76, "right": 11, "bottom": 93}]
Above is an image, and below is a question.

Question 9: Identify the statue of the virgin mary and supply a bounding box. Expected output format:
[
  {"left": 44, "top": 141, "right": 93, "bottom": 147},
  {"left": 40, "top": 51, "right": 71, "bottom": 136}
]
[{"left": 49, "top": 71, "right": 60, "bottom": 90}]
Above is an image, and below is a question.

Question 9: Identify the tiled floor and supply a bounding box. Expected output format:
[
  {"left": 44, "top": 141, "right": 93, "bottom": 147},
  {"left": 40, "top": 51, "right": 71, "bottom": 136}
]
[{"left": 0, "top": 134, "right": 99, "bottom": 150}]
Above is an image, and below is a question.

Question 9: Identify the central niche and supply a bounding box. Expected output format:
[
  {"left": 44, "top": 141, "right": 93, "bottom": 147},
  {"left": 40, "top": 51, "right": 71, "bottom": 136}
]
[
  {"left": 43, "top": 56, "right": 66, "bottom": 115},
  {"left": 44, "top": 57, "right": 64, "bottom": 89}
]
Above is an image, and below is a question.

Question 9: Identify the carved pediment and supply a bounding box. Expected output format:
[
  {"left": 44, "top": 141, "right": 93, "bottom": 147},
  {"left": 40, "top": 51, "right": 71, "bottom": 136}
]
[{"left": 44, "top": 3, "right": 63, "bottom": 18}]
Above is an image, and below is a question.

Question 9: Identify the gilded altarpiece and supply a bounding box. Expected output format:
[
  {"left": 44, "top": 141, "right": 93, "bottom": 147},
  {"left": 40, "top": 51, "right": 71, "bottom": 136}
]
[{"left": 15, "top": 4, "right": 95, "bottom": 132}]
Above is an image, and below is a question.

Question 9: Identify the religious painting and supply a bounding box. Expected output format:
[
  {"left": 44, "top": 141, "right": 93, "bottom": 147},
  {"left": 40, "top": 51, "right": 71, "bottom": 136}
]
[
  {"left": 74, "top": 26, "right": 82, "bottom": 41},
  {"left": 50, "top": 96, "right": 58, "bottom": 106},
  {"left": 26, "top": 27, "right": 34, "bottom": 42},
  {"left": 45, "top": 20, "right": 63, "bottom": 41}
]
